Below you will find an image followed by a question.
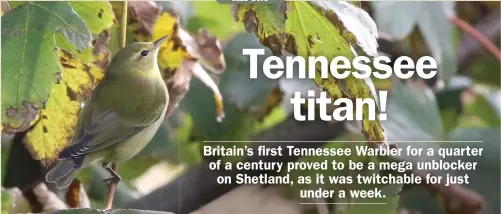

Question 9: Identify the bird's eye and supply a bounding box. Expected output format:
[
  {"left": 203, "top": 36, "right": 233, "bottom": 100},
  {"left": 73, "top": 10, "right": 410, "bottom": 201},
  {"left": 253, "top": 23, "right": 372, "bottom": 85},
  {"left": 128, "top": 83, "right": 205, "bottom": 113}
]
[{"left": 140, "top": 50, "right": 149, "bottom": 57}]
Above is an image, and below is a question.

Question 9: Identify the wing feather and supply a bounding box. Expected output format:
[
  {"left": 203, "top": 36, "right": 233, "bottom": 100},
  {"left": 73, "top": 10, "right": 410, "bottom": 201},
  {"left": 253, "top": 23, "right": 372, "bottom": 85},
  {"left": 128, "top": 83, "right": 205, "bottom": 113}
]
[{"left": 59, "top": 104, "right": 160, "bottom": 160}]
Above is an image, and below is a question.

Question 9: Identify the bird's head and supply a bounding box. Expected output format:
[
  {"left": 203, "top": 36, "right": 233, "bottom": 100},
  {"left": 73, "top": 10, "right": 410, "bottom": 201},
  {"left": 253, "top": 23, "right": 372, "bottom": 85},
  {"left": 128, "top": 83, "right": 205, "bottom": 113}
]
[{"left": 107, "top": 36, "right": 168, "bottom": 77}]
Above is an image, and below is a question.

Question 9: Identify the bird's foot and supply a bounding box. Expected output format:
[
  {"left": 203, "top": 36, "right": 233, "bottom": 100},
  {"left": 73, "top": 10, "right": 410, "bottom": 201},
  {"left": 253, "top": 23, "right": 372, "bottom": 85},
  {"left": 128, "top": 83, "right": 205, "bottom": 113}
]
[
  {"left": 102, "top": 162, "right": 121, "bottom": 187},
  {"left": 103, "top": 175, "right": 121, "bottom": 187}
]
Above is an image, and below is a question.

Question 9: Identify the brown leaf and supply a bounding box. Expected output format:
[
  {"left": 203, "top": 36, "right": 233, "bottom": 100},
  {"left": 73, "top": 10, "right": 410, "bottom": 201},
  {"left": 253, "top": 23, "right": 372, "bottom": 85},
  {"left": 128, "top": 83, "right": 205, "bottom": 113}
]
[
  {"left": 1, "top": 1, "right": 11, "bottom": 15},
  {"left": 164, "top": 59, "right": 194, "bottom": 119},
  {"left": 144, "top": 11, "right": 226, "bottom": 121},
  {"left": 65, "top": 179, "right": 90, "bottom": 208},
  {"left": 194, "top": 29, "right": 226, "bottom": 74},
  {"left": 2, "top": 101, "right": 39, "bottom": 135},
  {"left": 256, "top": 87, "right": 283, "bottom": 120},
  {"left": 128, "top": 1, "right": 162, "bottom": 37},
  {"left": 92, "top": 30, "right": 112, "bottom": 70}
]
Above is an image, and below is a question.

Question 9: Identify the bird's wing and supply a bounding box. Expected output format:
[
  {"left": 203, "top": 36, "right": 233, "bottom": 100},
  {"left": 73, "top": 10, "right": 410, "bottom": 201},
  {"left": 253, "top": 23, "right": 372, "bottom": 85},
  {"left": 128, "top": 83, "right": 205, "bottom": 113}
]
[{"left": 58, "top": 104, "right": 162, "bottom": 162}]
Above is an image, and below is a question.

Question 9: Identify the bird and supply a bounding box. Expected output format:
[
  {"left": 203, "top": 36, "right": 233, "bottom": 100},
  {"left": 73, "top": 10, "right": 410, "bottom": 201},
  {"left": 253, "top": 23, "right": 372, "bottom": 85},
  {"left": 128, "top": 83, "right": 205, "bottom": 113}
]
[{"left": 46, "top": 36, "right": 170, "bottom": 189}]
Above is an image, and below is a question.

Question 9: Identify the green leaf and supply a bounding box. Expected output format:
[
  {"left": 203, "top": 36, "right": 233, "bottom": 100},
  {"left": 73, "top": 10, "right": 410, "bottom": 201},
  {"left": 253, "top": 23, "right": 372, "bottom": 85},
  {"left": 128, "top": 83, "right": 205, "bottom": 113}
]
[
  {"left": 54, "top": 2, "right": 115, "bottom": 62},
  {"left": 234, "top": 2, "right": 385, "bottom": 142},
  {"left": 468, "top": 53, "right": 501, "bottom": 86},
  {"left": 371, "top": 2, "right": 458, "bottom": 82},
  {"left": 464, "top": 92, "right": 501, "bottom": 127},
  {"left": 435, "top": 85, "right": 467, "bottom": 134},
  {"left": 309, "top": 1, "right": 379, "bottom": 56},
  {"left": 370, "top": 2, "right": 423, "bottom": 39},
  {"left": 400, "top": 127, "right": 500, "bottom": 214},
  {"left": 5, "top": 1, "right": 26, "bottom": 10},
  {"left": 181, "top": 79, "right": 255, "bottom": 142},
  {"left": 1, "top": 190, "right": 11, "bottom": 214},
  {"left": 1, "top": 2, "right": 91, "bottom": 133},
  {"left": 234, "top": 4, "right": 286, "bottom": 55},
  {"left": 141, "top": 115, "right": 201, "bottom": 165},
  {"left": 68, "top": 1, "right": 115, "bottom": 34},
  {"left": 380, "top": 81, "right": 443, "bottom": 167},
  {"left": 222, "top": 33, "right": 276, "bottom": 108},
  {"left": 41, "top": 209, "right": 173, "bottom": 214},
  {"left": 382, "top": 81, "right": 444, "bottom": 142},
  {"left": 187, "top": 2, "right": 244, "bottom": 40}
]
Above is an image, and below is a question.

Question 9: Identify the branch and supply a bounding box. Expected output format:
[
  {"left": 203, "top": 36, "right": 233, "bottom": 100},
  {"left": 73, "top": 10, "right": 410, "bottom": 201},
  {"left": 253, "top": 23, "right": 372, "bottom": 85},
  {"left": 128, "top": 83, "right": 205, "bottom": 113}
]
[
  {"left": 104, "top": 0, "right": 128, "bottom": 210},
  {"left": 450, "top": 16, "right": 501, "bottom": 62},
  {"left": 457, "top": 9, "right": 501, "bottom": 74},
  {"left": 124, "top": 116, "right": 346, "bottom": 213}
]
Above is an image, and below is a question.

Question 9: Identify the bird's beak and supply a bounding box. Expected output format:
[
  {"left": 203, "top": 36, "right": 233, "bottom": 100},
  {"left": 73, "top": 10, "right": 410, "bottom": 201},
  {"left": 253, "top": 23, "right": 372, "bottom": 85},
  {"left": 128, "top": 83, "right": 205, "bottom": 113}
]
[{"left": 152, "top": 36, "right": 168, "bottom": 50}]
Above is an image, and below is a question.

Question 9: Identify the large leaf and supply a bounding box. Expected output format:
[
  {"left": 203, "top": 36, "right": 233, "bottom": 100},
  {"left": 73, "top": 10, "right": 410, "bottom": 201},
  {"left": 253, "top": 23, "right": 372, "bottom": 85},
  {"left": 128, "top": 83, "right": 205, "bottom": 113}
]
[
  {"left": 24, "top": 50, "right": 104, "bottom": 165},
  {"left": 382, "top": 81, "right": 444, "bottom": 142},
  {"left": 382, "top": 81, "right": 497, "bottom": 213},
  {"left": 447, "top": 128, "right": 500, "bottom": 214},
  {"left": 233, "top": 2, "right": 386, "bottom": 142},
  {"left": 54, "top": 1, "right": 115, "bottom": 63},
  {"left": 68, "top": 1, "right": 115, "bottom": 34},
  {"left": 468, "top": 54, "right": 501, "bottom": 87},
  {"left": 463, "top": 90, "right": 501, "bottom": 127},
  {"left": 371, "top": 2, "right": 458, "bottom": 82},
  {"left": 399, "top": 127, "right": 500, "bottom": 214},
  {"left": 1, "top": 2, "right": 91, "bottom": 133},
  {"left": 222, "top": 33, "right": 276, "bottom": 108},
  {"left": 187, "top": 2, "right": 245, "bottom": 40}
]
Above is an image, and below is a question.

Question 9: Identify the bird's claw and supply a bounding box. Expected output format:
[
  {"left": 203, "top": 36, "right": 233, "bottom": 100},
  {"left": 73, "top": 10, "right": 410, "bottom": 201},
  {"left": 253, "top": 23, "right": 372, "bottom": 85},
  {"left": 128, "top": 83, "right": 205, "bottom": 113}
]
[
  {"left": 102, "top": 162, "right": 121, "bottom": 187},
  {"left": 103, "top": 176, "right": 121, "bottom": 187}
]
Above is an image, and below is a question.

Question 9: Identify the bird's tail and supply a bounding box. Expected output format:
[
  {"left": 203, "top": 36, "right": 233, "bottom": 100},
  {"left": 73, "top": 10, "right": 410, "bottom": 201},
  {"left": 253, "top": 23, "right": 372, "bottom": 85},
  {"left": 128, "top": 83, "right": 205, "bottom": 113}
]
[{"left": 45, "top": 159, "right": 79, "bottom": 189}]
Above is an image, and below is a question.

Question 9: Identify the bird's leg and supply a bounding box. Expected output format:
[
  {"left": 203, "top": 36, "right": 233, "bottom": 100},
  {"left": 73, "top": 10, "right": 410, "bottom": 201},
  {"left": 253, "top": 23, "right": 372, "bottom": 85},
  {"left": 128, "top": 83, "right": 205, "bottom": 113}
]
[{"left": 102, "top": 162, "right": 121, "bottom": 187}]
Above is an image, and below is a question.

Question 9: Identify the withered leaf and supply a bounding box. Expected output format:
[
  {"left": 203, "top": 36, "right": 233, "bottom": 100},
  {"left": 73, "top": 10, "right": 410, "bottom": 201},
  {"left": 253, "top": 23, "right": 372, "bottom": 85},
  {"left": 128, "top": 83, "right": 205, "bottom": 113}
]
[{"left": 65, "top": 179, "right": 90, "bottom": 209}]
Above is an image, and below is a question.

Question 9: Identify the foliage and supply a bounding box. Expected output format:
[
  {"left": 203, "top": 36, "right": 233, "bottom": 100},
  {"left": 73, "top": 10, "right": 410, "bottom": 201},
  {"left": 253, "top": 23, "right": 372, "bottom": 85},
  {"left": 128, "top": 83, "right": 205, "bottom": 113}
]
[
  {"left": 371, "top": 2, "right": 458, "bottom": 83},
  {"left": 1, "top": 1, "right": 500, "bottom": 214},
  {"left": 1, "top": 2, "right": 91, "bottom": 134},
  {"left": 233, "top": 2, "right": 386, "bottom": 142}
]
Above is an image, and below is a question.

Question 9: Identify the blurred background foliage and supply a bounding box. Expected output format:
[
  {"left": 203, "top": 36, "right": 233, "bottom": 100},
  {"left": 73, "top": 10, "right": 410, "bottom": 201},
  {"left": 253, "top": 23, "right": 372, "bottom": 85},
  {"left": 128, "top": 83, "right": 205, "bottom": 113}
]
[{"left": 1, "top": 1, "right": 500, "bottom": 214}]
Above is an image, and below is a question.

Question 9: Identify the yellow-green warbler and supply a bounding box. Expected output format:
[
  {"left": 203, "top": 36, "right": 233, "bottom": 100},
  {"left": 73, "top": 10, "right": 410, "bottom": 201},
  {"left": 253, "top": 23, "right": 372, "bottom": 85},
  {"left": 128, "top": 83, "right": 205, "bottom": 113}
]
[{"left": 46, "top": 36, "right": 169, "bottom": 189}]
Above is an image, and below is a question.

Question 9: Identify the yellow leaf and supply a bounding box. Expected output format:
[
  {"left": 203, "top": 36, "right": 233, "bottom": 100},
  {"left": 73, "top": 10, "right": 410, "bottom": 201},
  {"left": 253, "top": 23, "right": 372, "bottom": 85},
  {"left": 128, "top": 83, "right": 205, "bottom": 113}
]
[
  {"left": 235, "top": 2, "right": 386, "bottom": 142},
  {"left": 150, "top": 12, "right": 190, "bottom": 71},
  {"left": 25, "top": 50, "right": 104, "bottom": 166}
]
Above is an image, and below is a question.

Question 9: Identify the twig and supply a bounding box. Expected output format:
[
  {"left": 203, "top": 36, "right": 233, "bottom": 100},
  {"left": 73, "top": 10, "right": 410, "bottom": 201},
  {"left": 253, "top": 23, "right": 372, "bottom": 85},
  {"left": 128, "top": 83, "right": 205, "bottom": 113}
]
[
  {"left": 104, "top": 163, "right": 118, "bottom": 209},
  {"left": 104, "top": 0, "right": 128, "bottom": 210},
  {"left": 450, "top": 16, "right": 501, "bottom": 61}
]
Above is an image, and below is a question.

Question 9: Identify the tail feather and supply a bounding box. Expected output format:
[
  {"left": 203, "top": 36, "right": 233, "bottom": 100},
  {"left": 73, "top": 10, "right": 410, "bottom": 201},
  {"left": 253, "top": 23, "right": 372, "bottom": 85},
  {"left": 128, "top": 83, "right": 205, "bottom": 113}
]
[
  {"left": 45, "top": 159, "right": 79, "bottom": 189},
  {"left": 56, "top": 172, "right": 77, "bottom": 189}
]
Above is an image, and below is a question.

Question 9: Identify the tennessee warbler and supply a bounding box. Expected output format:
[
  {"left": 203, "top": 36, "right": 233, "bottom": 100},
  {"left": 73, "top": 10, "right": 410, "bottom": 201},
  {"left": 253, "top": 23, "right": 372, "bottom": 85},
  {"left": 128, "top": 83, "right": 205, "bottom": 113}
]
[{"left": 46, "top": 36, "right": 169, "bottom": 189}]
